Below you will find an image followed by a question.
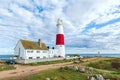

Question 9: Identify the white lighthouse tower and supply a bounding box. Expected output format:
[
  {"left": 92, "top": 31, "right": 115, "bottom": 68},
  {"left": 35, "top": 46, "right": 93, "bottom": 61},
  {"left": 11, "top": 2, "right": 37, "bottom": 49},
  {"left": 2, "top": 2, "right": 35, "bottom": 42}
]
[{"left": 56, "top": 18, "right": 65, "bottom": 58}]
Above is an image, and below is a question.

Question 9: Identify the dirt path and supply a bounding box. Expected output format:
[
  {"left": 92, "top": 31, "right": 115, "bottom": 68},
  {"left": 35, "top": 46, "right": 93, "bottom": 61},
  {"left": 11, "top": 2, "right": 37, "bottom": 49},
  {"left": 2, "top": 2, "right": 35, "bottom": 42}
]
[
  {"left": 0, "top": 57, "right": 98, "bottom": 79},
  {"left": 0, "top": 62, "right": 72, "bottom": 79}
]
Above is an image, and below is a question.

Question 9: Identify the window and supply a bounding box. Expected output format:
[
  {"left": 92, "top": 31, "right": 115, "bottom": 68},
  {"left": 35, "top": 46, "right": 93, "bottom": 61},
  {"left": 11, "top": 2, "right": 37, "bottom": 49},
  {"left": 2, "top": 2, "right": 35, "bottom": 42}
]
[
  {"left": 31, "top": 50, "right": 33, "bottom": 53},
  {"left": 43, "top": 56, "right": 46, "bottom": 59},
  {"left": 29, "top": 57, "right": 33, "bottom": 59},
  {"left": 36, "top": 57, "right": 40, "bottom": 59},
  {"left": 43, "top": 51, "right": 47, "bottom": 53},
  {"left": 27, "top": 50, "right": 33, "bottom": 53},
  {"left": 27, "top": 51, "right": 30, "bottom": 53},
  {"left": 37, "top": 51, "right": 40, "bottom": 53}
]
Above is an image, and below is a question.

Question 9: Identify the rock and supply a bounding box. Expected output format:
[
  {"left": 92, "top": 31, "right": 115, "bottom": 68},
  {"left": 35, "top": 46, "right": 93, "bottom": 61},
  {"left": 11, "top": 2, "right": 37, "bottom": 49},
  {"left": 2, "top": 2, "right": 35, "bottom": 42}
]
[
  {"left": 96, "top": 74, "right": 104, "bottom": 80},
  {"left": 79, "top": 67, "right": 85, "bottom": 72},
  {"left": 46, "top": 77, "right": 51, "bottom": 80},
  {"left": 88, "top": 67, "right": 93, "bottom": 74},
  {"left": 87, "top": 76, "right": 90, "bottom": 80},
  {"left": 59, "top": 67, "right": 64, "bottom": 70},
  {"left": 73, "top": 66, "right": 79, "bottom": 71},
  {"left": 90, "top": 77, "right": 96, "bottom": 80}
]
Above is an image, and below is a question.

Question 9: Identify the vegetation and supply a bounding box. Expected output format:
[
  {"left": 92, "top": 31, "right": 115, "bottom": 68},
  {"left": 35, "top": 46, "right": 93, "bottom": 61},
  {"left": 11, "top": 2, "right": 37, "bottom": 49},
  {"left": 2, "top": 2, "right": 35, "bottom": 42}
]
[
  {"left": 93, "top": 69, "right": 120, "bottom": 80},
  {"left": 27, "top": 59, "right": 75, "bottom": 66},
  {"left": 111, "top": 58, "right": 120, "bottom": 70},
  {"left": 0, "top": 64, "right": 16, "bottom": 71},
  {"left": 88, "top": 58, "right": 120, "bottom": 71},
  {"left": 87, "top": 58, "right": 120, "bottom": 80},
  {"left": 25, "top": 67, "right": 86, "bottom": 80},
  {"left": 67, "top": 54, "right": 80, "bottom": 57},
  {"left": 24, "top": 58, "right": 120, "bottom": 80},
  {"left": 27, "top": 57, "right": 92, "bottom": 66},
  {"left": 2, "top": 57, "right": 120, "bottom": 80}
]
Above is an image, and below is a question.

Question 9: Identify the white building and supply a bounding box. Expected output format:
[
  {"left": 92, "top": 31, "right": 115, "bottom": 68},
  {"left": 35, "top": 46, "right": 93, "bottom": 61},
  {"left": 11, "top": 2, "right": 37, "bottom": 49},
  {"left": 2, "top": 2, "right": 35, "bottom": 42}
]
[
  {"left": 14, "top": 39, "right": 58, "bottom": 63},
  {"left": 14, "top": 18, "right": 66, "bottom": 64}
]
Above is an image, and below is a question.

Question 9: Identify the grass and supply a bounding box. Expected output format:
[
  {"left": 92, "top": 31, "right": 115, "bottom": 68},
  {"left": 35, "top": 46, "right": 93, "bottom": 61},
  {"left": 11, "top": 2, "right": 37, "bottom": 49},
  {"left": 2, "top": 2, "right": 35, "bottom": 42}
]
[
  {"left": 27, "top": 57, "right": 92, "bottom": 66},
  {"left": 10, "top": 57, "right": 119, "bottom": 80},
  {"left": 87, "top": 58, "right": 120, "bottom": 80},
  {"left": 25, "top": 67, "right": 86, "bottom": 80},
  {"left": 87, "top": 58, "right": 120, "bottom": 71},
  {"left": 8, "top": 66, "right": 86, "bottom": 80},
  {"left": 80, "top": 57, "right": 113, "bottom": 66},
  {"left": 27, "top": 58, "right": 77, "bottom": 66},
  {"left": 93, "top": 69, "right": 120, "bottom": 80},
  {"left": 3, "top": 57, "right": 120, "bottom": 80},
  {"left": 0, "top": 64, "right": 16, "bottom": 71}
]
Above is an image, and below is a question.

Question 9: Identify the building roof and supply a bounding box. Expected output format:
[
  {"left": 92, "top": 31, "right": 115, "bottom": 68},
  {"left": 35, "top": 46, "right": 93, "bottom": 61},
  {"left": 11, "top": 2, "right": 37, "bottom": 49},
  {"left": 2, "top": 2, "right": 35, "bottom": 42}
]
[{"left": 20, "top": 39, "right": 48, "bottom": 50}]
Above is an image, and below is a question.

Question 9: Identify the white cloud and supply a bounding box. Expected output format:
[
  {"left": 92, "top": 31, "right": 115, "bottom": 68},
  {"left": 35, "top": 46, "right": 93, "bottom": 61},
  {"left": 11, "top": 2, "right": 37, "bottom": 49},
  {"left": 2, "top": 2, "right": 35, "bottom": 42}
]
[{"left": 0, "top": 0, "right": 120, "bottom": 54}]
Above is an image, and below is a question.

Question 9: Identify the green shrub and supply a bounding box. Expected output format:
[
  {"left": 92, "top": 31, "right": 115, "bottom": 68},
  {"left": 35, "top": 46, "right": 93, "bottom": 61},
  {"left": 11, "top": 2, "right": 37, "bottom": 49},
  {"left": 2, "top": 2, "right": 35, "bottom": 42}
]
[
  {"left": 88, "top": 58, "right": 120, "bottom": 71},
  {"left": 25, "top": 68, "right": 86, "bottom": 80},
  {"left": 0, "top": 65, "right": 16, "bottom": 71},
  {"left": 111, "top": 58, "right": 120, "bottom": 69},
  {"left": 27, "top": 59, "right": 72, "bottom": 66}
]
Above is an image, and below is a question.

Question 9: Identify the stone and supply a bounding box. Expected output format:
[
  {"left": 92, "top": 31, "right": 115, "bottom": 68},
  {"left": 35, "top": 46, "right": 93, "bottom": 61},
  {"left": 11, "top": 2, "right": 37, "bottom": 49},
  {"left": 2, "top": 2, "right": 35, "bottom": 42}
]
[
  {"left": 87, "top": 76, "right": 90, "bottom": 80},
  {"left": 90, "top": 77, "right": 96, "bottom": 80},
  {"left": 88, "top": 67, "right": 93, "bottom": 74},
  {"left": 96, "top": 74, "right": 104, "bottom": 80},
  {"left": 73, "top": 66, "right": 79, "bottom": 71},
  {"left": 46, "top": 77, "right": 51, "bottom": 80},
  {"left": 79, "top": 67, "right": 85, "bottom": 72}
]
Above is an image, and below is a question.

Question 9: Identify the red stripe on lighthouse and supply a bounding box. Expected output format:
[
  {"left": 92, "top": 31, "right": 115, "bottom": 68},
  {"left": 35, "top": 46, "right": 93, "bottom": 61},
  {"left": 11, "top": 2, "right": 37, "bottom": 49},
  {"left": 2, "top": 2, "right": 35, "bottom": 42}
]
[{"left": 56, "top": 34, "right": 64, "bottom": 45}]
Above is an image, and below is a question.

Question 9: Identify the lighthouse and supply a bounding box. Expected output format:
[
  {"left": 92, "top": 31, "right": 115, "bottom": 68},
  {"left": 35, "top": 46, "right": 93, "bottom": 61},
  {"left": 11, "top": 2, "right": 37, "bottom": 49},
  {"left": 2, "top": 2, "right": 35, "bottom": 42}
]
[{"left": 56, "top": 18, "right": 65, "bottom": 58}]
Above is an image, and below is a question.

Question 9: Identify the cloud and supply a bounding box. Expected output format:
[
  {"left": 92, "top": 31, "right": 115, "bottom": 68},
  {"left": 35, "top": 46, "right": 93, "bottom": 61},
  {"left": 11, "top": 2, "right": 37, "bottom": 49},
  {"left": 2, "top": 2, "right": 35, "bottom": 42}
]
[{"left": 0, "top": 0, "right": 120, "bottom": 54}]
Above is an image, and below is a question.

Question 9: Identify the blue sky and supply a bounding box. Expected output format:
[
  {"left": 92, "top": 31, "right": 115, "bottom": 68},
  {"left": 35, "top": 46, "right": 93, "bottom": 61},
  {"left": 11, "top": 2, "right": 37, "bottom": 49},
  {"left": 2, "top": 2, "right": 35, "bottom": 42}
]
[{"left": 0, "top": 0, "right": 120, "bottom": 54}]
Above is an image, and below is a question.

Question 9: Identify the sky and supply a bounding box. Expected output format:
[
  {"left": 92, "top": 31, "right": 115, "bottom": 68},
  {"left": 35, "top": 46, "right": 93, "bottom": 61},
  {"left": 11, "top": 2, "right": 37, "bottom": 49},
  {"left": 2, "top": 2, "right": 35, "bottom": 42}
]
[{"left": 0, "top": 0, "right": 120, "bottom": 54}]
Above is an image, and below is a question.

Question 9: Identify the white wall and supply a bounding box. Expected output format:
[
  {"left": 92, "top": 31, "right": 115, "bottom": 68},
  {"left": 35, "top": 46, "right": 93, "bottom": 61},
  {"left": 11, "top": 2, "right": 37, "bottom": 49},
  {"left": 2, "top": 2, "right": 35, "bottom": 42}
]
[
  {"left": 14, "top": 41, "right": 25, "bottom": 59},
  {"left": 48, "top": 49, "right": 58, "bottom": 58},
  {"left": 16, "top": 58, "right": 64, "bottom": 64},
  {"left": 14, "top": 40, "right": 59, "bottom": 62},
  {"left": 25, "top": 50, "right": 49, "bottom": 59},
  {"left": 57, "top": 45, "right": 65, "bottom": 58}
]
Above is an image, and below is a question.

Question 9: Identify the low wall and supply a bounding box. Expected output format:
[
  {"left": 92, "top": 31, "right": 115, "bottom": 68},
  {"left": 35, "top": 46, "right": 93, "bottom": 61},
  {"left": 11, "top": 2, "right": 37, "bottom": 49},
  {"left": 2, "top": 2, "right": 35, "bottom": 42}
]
[{"left": 16, "top": 58, "right": 65, "bottom": 64}]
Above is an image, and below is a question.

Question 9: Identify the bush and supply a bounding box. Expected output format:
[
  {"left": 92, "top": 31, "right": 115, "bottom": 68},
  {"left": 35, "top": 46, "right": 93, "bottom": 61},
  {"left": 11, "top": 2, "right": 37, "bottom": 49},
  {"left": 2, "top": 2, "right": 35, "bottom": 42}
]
[
  {"left": 0, "top": 65, "right": 16, "bottom": 71},
  {"left": 111, "top": 59, "right": 120, "bottom": 69},
  {"left": 88, "top": 58, "right": 120, "bottom": 71},
  {"left": 64, "top": 66, "right": 69, "bottom": 70}
]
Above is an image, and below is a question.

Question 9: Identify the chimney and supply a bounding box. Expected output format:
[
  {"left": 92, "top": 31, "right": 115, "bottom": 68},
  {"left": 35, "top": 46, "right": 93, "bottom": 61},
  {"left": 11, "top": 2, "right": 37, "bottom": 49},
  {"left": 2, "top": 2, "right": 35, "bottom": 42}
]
[
  {"left": 47, "top": 46, "right": 50, "bottom": 49},
  {"left": 38, "top": 39, "right": 41, "bottom": 47},
  {"left": 52, "top": 47, "right": 55, "bottom": 49}
]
